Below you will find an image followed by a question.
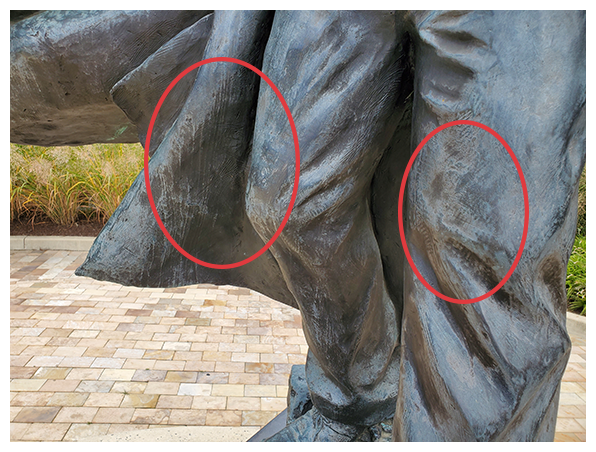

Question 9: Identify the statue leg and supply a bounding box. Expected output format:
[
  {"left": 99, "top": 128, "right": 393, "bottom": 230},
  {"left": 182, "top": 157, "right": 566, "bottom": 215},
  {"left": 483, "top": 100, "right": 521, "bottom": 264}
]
[
  {"left": 395, "top": 11, "right": 585, "bottom": 441},
  {"left": 246, "top": 11, "right": 410, "bottom": 439}
]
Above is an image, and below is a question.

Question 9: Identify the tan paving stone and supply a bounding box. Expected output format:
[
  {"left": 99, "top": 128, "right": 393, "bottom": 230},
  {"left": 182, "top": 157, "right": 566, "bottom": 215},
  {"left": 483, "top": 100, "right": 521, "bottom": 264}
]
[
  {"left": 126, "top": 332, "right": 155, "bottom": 341},
  {"left": 93, "top": 407, "right": 135, "bottom": 423},
  {"left": 106, "top": 339, "right": 137, "bottom": 348},
  {"left": 215, "top": 362, "right": 246, "bottom": 373},
  {"left": 190, "top": 342, "right": 219, "bottom": 352},
  {"left": 10, "top": 406, "right": 23, "bottom": 422},
  {"left": 33, "top": 367, "right": 71, "bottom": 379},
  {"left": 99, "top": 368, "right": 136, "bottom": 381},
  {"left": 156, "top": 395, "right": 193, "bottom": 409},
  {"left": 83, "top": 347, "right": 115, "bottom": 358},
  {"left": 153, "top": 333, "right": 181, "bottom": 341},
  {"left": 260, "top": 353, "right": 289, "bottom": 363},
  {"left": 559, "top": 392, "right": 586, "bottom": 406},
  {"left": 261, "top": 397, "right": 287, "bottom": 411},
  {"left": 163, "top": 341, "right": 192, "bottom": 351},
  {"left": 246, "top": 343, "right": 274, "bottom": 353},
  {"left": 20, "top": 422, "right": 70, "bottom": 441},
  {"left": 154, "top": 360, "right": 186, "bottom": 371},
  {"left": 165, "top": 371, "right": 198, "bottom": 383},
  {"left": 276, "top": 385, "right": 289, "bottom": 398},
  {"left": 192, "top": 396, "right": 227, "bottom": 410},
  {"left": 123, "top": 358, "right": 157, "bottom": 369},
  {"left": 178, "top": 383, "right": 212, "bottom": 396},
  {"left": 202, "top": 351, "right": 232, "bottom": 362},
  {"left": 97, "top": 331, "right": 128, "bottom": 340},
  {"left": 91, "top": 357, "right": 126, "bottom": 369},
  {"left": 66, "top": 368, "right": 102, "bottom": 380},
  {"left": 114, "top": 348, "right": 145, "bottom": 358},
  {"left": 168, "top": 409, "right": 207, "bottom": 425},
  {"left": 11, "top": 355, "right": 32, "bottom": 367},
  {"left": 131, "top": 408, "right": 171, "bottom": 424},
  {"left": 48, "top": 337, "right": 81, "bottom": 347},
  {"left": 260, "top": 336, "right": 287, "bottom": 345},
  {"left": 63, "top": 423, "right": 111, "bottom": 441},
  {"left": 13, "top": 406, "right": 60, "bottom": 423},
  {"left": 242, "top": 410, "right": 278, "bottom": 427},
  {"left": 229, "top": 372, "right": 261, "bottom": 385},
  {"left": 556, "top": 418, "right": 585, "bottom": 433},
  {"left": 121, "top": 394, "right": 160, "bottom": 408},
  {"left": 59, "top": 357, "right": 96, "bottom": 367},
  {"left": 54, "top": 406, "right": 98, "bottom": 423},
  {"left": 11, "top": 366, "right": 38, "bottom": 379},
  {"left": 111, "top": 381, "right": 148, "bottom": 394},
  {"left": 246, "top": 362, "right": 274, "bottom": 373},
  {"left": 233, "top": 335, "right": 260, "bottom": 344},
  {"left": 561, "top": 382, "right": 584, "bottom": 393},
  {"left": 554, "top": 432, "right": 580, "bottom": 442},
  {"left": 10, "top": 344, "right": 29, "bottom": 356},
  {"left": 245, "top": 384, "right": 277, "bottom": 397},
  {"left": 143, "top": 324, "right": 172, "bottom": 333},
  {"left": 47, "top": 392, "right": 89, "bottom": 407},
  {"left": 83, "top": 392, "right": 124, "bottom": 407},
  {"left": 145, "top": 381, "right": 180, "bottom": 395},
  {"left": 133, "top": 369, "right": 167, "bottom": 381},
  {"left": 69, "top": 330, "right": 100, "bottom": 338},
  {"left": 18, "top": 336, "right": 52, "bottom": 346},
  {"left": 52, "top": 346, "right": 87, "bottom": 357},
  {"left": 185, "top": 360, "right": 216, "bottom": 371},
  {"left": 205, "top": 409, "right": 242, "bottom": 426},
  {"left": 211, "top": 384, "right": 244, "bottom": 397},
  {"left": 26, "top": 356, "right": 64, "bottom": 367},
  {"left": 40, "top": 379, "right": 80, "bottom": 392},
  {"left": 10, "top": 379, "right": 46, "bottom": 392},
  {"left": 227, "top": 396, "right": 261, "bottom": 411},
  {"left": 10, "top": 422, "right": 32, "bottom": 441},
  {"left": 76, "top": 380, "right": 114, "bottom": 393},
  {"left": 288, "top": 354, "right": 307, "bottom": 364},
  {"left": 11, "top": 391, "right": 53, "bottom": 407},
  {"left": 231, "top": 352, "right": 260, "bottom": 363},
  {"left": 197, "top": 372, "right": 229, "bottom": 384},
  {"left": 173, "top": 351, "right": 204, "bottom": 361},
  {"left": 143, "top": 350, "right": 175, "bottom": 360},
  {"left": 577, "top": 418, "right": 586, "bottom": 429}
]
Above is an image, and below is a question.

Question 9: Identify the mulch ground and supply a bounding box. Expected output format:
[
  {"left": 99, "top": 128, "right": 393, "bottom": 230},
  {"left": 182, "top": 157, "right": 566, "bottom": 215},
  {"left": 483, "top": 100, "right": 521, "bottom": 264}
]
[{"left": 10, "top": 219, "right": 103, "bottom": 237}]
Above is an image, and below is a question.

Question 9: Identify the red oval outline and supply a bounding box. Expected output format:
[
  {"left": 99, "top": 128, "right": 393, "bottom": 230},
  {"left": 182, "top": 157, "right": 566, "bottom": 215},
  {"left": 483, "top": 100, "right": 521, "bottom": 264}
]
[
  {"left": 397, "top": 120, "right": 529, "bottom": 304},
  {"left": 144, "top": 57, "right": 300, "bottom": 270}
]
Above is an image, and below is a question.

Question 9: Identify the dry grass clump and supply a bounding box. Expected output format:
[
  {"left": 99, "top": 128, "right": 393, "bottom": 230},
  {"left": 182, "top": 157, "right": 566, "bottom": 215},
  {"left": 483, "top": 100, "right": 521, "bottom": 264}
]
[{"left": 10, "top": 142, "right": 144, "bottom": 225}]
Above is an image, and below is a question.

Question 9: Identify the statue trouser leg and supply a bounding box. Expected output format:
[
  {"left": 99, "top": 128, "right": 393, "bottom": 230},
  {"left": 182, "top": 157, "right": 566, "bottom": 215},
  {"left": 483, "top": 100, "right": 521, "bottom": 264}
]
[
  {"left": 394, "top": 11, "right": 585, "bottom": 441},
  {"left": 246, "top": 11, "right": 410, "bottom": 436}
]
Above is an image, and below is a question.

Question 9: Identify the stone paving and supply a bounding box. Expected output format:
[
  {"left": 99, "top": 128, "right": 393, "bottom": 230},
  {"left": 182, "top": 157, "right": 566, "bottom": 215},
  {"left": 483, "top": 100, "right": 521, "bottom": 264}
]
[{"left": 10, "top": 249, "right": 586, "bottom": 442}]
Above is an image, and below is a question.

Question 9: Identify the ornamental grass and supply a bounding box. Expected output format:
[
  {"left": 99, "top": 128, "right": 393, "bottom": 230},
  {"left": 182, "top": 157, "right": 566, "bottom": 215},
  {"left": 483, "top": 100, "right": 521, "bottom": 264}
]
[{"left": 10, "top": 142, "right": 144, "bottom": 225}]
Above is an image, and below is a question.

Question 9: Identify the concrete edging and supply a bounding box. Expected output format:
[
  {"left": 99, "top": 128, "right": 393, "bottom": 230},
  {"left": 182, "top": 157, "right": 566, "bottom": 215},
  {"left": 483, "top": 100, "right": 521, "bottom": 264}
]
[
  {"left": 10, "top": 235, "right": 586, "bottom": 339},
  {"left": 566, "top": 311, "right": 586, "bottom": 338},
  {"left": 11, "top": 235, "right": 95, "bottom": 251},
  {"left": 80, "top": 426, "right": 260, "bottom": 442}
]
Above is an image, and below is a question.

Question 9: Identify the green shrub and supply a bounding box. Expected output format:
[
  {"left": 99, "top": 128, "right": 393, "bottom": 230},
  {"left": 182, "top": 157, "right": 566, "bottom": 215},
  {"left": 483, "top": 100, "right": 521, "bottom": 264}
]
[
  {"left": 576, "top": 167, "right": 586, "bottom": 236},
  {"left": 10, "top": 143, "right": 144, "bottom": 225},
  {"left": 566, "top": 235, "right": 586, "bottom": 316}
]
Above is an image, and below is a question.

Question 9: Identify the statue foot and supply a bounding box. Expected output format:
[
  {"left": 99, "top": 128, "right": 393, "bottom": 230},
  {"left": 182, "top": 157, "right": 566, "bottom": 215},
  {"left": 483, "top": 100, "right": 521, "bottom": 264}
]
[{"left": 265, "top": 406, "right": 365, "bottom": 442}]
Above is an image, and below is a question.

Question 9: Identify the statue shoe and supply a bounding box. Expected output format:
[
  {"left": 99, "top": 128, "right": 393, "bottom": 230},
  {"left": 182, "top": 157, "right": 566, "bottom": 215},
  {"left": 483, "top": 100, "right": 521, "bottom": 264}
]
[{"left": 265, "top": 407, "right": 365, "bottom": 442}]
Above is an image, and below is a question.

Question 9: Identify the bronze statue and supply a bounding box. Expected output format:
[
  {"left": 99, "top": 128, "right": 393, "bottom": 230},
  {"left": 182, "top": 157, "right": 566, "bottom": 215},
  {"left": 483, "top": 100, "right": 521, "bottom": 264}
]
[{"left": 11, "top": 10, "right": 586, "bottom": 441}]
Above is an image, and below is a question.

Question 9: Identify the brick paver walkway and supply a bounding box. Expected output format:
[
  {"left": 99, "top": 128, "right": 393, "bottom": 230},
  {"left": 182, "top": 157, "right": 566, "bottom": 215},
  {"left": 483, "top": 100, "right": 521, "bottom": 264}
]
[{"left": 10, "top": 250, "right": 586, "bottom": 441}]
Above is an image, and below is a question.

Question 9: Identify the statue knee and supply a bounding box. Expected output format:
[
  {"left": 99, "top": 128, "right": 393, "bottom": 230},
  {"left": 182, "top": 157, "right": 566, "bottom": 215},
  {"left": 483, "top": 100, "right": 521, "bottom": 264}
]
[{"left": 246, "top": 170, "right": 297, "bottom": 241}]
